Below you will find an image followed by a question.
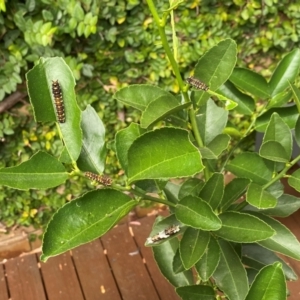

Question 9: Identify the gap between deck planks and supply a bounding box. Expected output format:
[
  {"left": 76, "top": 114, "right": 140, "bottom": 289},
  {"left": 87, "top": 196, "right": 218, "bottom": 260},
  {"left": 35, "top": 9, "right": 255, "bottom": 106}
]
[
  {"left": 1, "top": 212, "right": 300, "bottom": 300},
  {"left": 0, "top": 215, "right": 180, "bottom": 300}
]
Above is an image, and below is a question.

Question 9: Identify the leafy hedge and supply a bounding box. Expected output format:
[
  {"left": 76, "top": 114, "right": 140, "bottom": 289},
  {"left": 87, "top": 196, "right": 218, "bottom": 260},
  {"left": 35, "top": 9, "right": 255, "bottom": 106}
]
[{"left": 1, "top": 0, "right": 300, "bottom": 229}]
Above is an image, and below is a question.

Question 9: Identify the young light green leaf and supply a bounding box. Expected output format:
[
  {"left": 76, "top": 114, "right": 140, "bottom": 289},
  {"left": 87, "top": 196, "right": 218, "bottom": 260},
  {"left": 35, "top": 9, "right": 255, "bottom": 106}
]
[
  {"left": 152, "top": 237, "right": 194, "bottom": 287},
  {"left": 195, "top": 237, "right": 220, "bottom": 281},
  {"left": 259, "top": 113, "right": 292, "bottom": 162},
  {"left": 229, "top": 67, "right": 270, "bottom": 99},
  {"left": 41, "top": 189, "right": 137, "bottom": 261},
  {"left": 76, "top": 105, "right": 107, "bottom": 173},
  {"left": 245, "top": 263, "right": 286, "bottom": 300},
  {"left": 226, "top": 152, "right": 272, "bottom": 185},
  {"left": 175, "top": 196, "right": 221, "bottom": 231},
  {"left": 199, "top": 173, "right": 224, "bottom": 210},
  {"left": 0, "top": 151, "right": 68, "bottom": 190},
  {"left": 288, "top": 169, "right": 300, "bottom": 192},
  {"left": 269, "top": 48, "right": 300, "bottom": 97},
  {"left": 113, "top": 84, "right": 172, "bottom": 111},
  {"left": 267, "top": 90, "right": 292, "bottom": 109},
  {"left": 213, "top": 239, "right": 249, "bottom": 300},
  {"left": 215, "top": 211, "right": 275, "bottom": 243},
  {"left": 179, "top": 228, "right": 210, "bottom": 270},
  {"left": 128, "top": 128, "right": 203, "bottom": 183},
  {"left": 176, "top": 285, "right": 215, "bottom": 300},
  {"left": 246, "top": 182, "right": 277, "bottom": 209},
  {"left": 115, "top": 123, "right": 146, "bottom": 173}
]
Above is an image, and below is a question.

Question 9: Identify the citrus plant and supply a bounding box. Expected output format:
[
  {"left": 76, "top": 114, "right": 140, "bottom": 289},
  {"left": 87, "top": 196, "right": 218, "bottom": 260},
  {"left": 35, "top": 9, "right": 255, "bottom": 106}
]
[{"left": 2, "top": 1, "right": 300, "bottom": 299}]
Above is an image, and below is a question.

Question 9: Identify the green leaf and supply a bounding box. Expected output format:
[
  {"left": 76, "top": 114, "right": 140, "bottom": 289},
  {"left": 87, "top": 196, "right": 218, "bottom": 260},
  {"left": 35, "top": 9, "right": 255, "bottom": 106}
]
[
  {"left": 217, "top": 81, "right": 255, "bottom": 115},
  {"left": 0, "top": 151, "right": 68, "bottom": 190},
  {"left": 179, "top": 228, "right": 210, "bottom": 269},
  {"left": 267, "top": 90, "right": 293, "bottom": 109},
  {"left": 26, "top": 57, "right": 82, "bottom": 162},
  {"left": 196, "top": 99, "right": 228, "bottom": 145},
  {"left": 226, "top": 152, "right": 272, "bottom": 184},
  {"left": 178, "top": 178, "right": 204, "bottom": 200},
  {"left": 164, "top": 181, "right": 181, "bottom": 205},
  {"left": 229, "top": 67, "right": 270, "bottom": 99},
  {"left": 255, "top": 105, "right": 299, "bottom": 132},
  {"left": 176, "top": 285, "right": 215, "bottom": 300},
  {"left": 128, "top": 128, "right": 204, "bottom": 183},
  {"left": 113, "top": 84, "right": 172, "bottom": 111},
  {"left": 290, "top": 82, "right": 300, "bottom": 114},
  {"left": 41, "top": 189, "right": 137, "bottom": 261},
  {"left": 175, "top": 196, "right": 222, "bottom": 231},
  {"left": 173, "top": 248, "right": 186, "bottom": 274},
  {"left": 140, "top": 94, "right": 191, "bottom": 128},
  {"left": 199, "top": 134, "right": 230, "bottom": 159},
  {"left": 152, "top": 237, "right": 194, "bottom": 287},
  {"left": 269, "top": 48, "right": 300, "bottom": 96},
  {"left": 215, "top": 211, "right": 275, "bottom": 243},
  {"left": 294, "top": 115, "right": 300, "bottom": 147},
  {"left": 195, "top": 237, "right": 220, "bottom": 281},
  {"left": 246, "top": 183, "right": 277, "bottom": 209},
  {"left": 220, "top": 178, "right": 250, "bottom": 211},
  {"left": 288, "top": 169, "right": 300, "bottom": 192},
  {"left": 76, "top": 105, "right": 107, "bottom": 173},
  {"left": 259, "top": 113, "right": 292, "bottom": 162},
  {"left": 245, "top": 263, "right": 286, "bottom": 300},
  {"left": 115, "top": 123, "right": 146, "bottom": 173},
  {"left": 199, "top": 173, "right": 224, "bottom": 210},
  {"left": 249, "top": 212, "right": 300, "bottom": 260},
  {"left": 213, "top": 239, "right": 249, "bottom": 300},
  {"left": 242, "top": 244, "right": 297, "bottom": 281}
]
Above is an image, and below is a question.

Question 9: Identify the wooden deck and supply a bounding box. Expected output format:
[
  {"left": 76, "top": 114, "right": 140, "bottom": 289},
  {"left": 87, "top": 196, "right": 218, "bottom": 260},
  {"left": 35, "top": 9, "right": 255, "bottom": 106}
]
[{"left": 0, "top": 212, "right": 300, "bottom": 300}]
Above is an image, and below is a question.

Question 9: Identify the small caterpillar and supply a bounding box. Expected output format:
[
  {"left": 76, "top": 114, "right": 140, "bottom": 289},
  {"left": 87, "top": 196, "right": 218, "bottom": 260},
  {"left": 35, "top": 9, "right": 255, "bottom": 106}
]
[
  {"left": 146, "top": 225, "right": 180, "bottom": 244},
  {"left": 85, "top": 172, "right": 112, "bottom": 186},
  {"left": 186, "top": 76, "right": 209, "bottom": 91},
  {"left": 52, "top": 80, "right": 65, "bottom": 123}
]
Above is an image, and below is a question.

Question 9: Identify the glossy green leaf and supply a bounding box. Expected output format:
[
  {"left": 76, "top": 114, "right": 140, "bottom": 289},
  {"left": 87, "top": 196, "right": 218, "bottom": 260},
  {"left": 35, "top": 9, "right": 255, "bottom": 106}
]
[
  {"left": 196, "top": 99, "right": 228, "bottom": 145},
  {"left": 153, "top": 237, "right": 194, "bottom": 287},
  {"left": 249, "top": 212, "right": 300, "bottom": 260},
  {"left": 229, "top": 67, "right": 270, "bottom": 99},
  {"left": 199, "top": 173, "right": 224, "bottom": 210},
  {"left": 26, "top": 57, "right": 82, "bottom": 162},
  {"left": 217, "top": 81, "right": 255, "bottom": 115},
  {"left": 195, "top": 236, "right": 220, "bottom": 281},
  {"left": 199, "top": 134, "right": 230, "bottom": 159},
  {"left": 115, "top": 123, "right": 146, "bottom": 173},
  {"left": 267, "top": 90, "right": 293, "bottom": 109},
  {"left": 295, "top": 115, "right": 300, "bottom": 147},
  {"left": 176, "top": 285, "right": 215, "bottom": 300},
  {"left": 164, "top": 181, "right": 181, "bottom": 205},
  {"left": 226, "top": 152, "right": 272, "bottom": 184},
  {"left": 76, "top": 105, "right": 106, "bottom": 173},
  {"left": 128, "top": 128, "right": 203, "bottom": 183},
  {"left": 113, "top": 84, "right": 172, "bottom": 111},
  {"left": 0, "top": 151, "right": 68, "bottom": 190},
  {"left": 245, "top": 263, "right": 286, "bottom": 300},
  {"left": 290, "top": 82, "right": 300, "bottom": 113},
  {"left": 140, "top": 94, "right": 190, "bottom": 128},
  {"left": 269, "top": 48, "right": 300, "bottom": 96},
  {"left": 213, "top": 239, "right": 248, "bottom": 300},
  {"left": 175, "top": 196, "right": 221, "bottom": 230},
  {"left": 288, "top": 169, "right": 300, "bottom": 192},
  {"left": 215, "top": 211, "right": 275, "bottom": 242},
  {"left": 246, "top": 183, "right": 277, "bottom": 209},
  {"left": 259, "top": 113, "right": 292, "bottom": 162},
  {"left": 242, "top": 244, "right": 297, "bottom": 281},
  {"left": 179, "top": 228, "right": 210, "bottom": 269},
  {"left": 220, "top": 178, "right": 250, "bottom": 211},
  {"left": 178, "top": 178, "right": 204, "bottom": 200},
  {"left": 41, "top": 189, "right": 137, "bottom": 261},
  {"left": 255, "top": 105, "right": 299, "bottom": 132}
]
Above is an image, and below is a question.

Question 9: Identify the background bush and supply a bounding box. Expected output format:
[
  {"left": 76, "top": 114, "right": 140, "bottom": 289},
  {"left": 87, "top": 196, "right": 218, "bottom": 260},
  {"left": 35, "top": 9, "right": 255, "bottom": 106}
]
[{"left": 1, "top": 0, "right": 300, "bottom": 229}]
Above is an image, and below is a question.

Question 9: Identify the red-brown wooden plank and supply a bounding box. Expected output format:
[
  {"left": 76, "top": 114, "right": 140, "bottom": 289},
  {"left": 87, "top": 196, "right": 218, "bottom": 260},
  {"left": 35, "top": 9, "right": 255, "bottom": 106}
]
[
  {"left": 0, "top": 264, "right": 8, "bottom": 300},
  {"left": 101, "top": 223, "right": 160, "bottom": 300},
  {"left": 39, "top": 252, "right": 83, "bottom": 300},
  {"left": 5, "top": 255, "right": 46, "bottom": 300},
  {"left": 72, "top": 239, "right": 121, "bottom": 300},
  {"left": 131, "top": 215, "right": 181, "bottom": 300}
]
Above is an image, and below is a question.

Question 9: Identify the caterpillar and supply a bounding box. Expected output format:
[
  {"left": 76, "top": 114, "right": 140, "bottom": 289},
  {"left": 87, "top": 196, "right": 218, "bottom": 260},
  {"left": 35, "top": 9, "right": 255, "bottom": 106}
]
[
  {"left": 85, "top": 172, "right": 112, "bottom": 186},
  {"left": 186, "top": 76, "right": 209, "bottom": 91},
  {"left": 146, "top": 225, "right": 180, "bottom": 244},
  {"left": 52, "top": 80, "right": 65, "bottom": 123}
]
